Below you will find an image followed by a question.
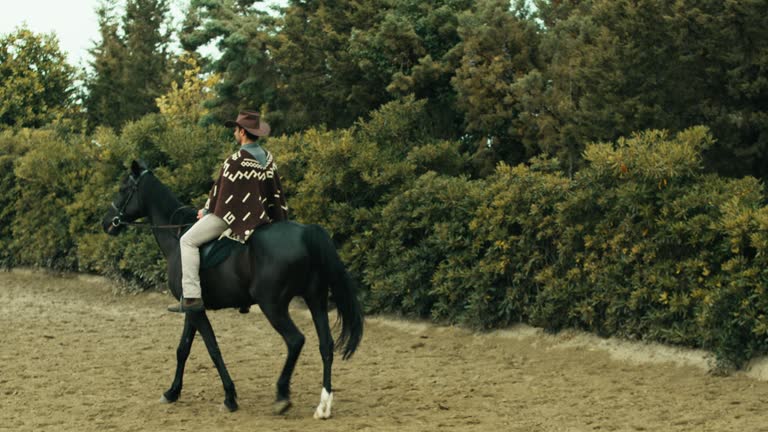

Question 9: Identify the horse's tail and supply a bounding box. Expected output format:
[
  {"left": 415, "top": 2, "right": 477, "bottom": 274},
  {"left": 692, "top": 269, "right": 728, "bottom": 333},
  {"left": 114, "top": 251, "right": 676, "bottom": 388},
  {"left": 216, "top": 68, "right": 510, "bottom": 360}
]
[{"left": 303, "top": 224, "right": 364, "bottom": 360}]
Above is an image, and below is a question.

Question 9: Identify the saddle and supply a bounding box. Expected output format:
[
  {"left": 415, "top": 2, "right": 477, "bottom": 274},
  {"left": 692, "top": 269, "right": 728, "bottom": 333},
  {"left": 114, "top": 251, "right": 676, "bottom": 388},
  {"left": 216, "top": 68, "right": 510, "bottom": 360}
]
[
  {"left": 199, "top": 237, "right": 247, "bottom": 270},
  {"left": 198, "top": 237, "right": 250, "bottom": 314}
]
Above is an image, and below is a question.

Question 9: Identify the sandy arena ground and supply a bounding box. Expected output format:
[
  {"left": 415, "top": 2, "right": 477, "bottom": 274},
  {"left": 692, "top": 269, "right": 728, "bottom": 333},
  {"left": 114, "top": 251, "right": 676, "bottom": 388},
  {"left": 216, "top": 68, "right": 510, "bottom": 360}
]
[{"left": 2, "top": 269, "right": 768, "bottom": 431}]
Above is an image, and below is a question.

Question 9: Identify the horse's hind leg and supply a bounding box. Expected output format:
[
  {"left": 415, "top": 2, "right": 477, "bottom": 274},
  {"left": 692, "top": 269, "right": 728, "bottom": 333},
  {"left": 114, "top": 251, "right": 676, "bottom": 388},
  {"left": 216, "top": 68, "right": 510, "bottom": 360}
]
[
  {"left": 189, "top": 311, "right": 238, "bottom": 412},
  {"left": 259, "top": 302, "right": 305, "bottom": 415},
  {"left": 161, "top": 314, "right": 196, "bottom": 404},
  {"left": 306, "top": 297, "right": 334, "bottom": 419}
]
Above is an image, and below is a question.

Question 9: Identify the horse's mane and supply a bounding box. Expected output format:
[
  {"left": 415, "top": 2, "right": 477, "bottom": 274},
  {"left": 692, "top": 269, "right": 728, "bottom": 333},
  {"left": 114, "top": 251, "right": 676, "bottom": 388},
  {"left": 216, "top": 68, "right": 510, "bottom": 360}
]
[
  {"left": 174, "top": 207, "right": 199, "bottom": 225},
  {"left": 145, "top": 172, "right": 204, "bottom": 226}
]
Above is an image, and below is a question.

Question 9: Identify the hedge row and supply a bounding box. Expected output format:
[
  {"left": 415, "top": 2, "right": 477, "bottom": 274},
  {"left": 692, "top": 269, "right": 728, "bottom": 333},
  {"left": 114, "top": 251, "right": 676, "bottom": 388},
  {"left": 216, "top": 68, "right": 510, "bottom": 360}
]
[{"left": 1, "top": 99, "right": 767, "bottom": 369}]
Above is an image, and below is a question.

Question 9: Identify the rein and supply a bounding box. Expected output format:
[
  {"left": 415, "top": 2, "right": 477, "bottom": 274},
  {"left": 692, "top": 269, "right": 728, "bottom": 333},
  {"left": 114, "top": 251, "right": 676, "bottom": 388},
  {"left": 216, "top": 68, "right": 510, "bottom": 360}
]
[
  {"left": 114, "top": 212, "right": 195, "bottom": 230},
  {"left": 115, "top": 219, "right": 194, "bottom": 239},
  {"left": 110, "top": 169, "right": 195, "bottom": 232}
]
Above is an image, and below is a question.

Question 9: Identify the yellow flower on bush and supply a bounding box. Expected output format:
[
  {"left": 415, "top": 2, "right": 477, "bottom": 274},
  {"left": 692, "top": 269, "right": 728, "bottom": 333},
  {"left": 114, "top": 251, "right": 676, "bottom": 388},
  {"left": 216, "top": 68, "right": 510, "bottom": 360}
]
[{"left": 659, "top": 291, "right": 669, "bottom": 305}]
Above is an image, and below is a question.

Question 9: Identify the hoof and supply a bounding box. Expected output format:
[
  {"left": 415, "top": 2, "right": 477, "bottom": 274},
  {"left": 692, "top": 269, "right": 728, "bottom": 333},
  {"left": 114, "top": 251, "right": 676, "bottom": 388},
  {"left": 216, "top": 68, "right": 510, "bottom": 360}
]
[
  {"left": 224, "top": 398, "right": 239, "bottom": 412},
  {"left": 273, "top": 399, "right": 292, "bottom": 415},
  {"left": 160, "top": 391, "right": 179, "bottom": 404},
  {"left": 313, "top": 410, "right": 331, "bottom": 420},
  {"left": 313, "top": 388, "right": 333, "bottom": 420}
]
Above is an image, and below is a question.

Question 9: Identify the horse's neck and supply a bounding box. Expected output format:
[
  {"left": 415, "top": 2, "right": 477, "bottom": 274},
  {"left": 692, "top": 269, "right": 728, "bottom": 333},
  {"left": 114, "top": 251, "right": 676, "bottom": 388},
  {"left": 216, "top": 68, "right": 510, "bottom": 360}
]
[{"left": 145, "top": 180, "right": 186, "bottom": 259}]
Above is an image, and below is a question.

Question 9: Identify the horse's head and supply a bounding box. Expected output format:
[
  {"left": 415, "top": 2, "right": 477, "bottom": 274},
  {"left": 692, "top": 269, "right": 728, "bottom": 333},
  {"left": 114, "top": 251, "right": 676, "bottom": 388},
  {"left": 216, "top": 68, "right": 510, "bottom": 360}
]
[{"left": 102, "top": 160, "right": 150, "bottom": 236}]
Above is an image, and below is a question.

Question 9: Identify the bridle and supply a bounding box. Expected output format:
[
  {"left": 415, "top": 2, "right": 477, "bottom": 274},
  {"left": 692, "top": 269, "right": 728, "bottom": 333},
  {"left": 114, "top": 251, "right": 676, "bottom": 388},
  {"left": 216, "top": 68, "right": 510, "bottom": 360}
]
[{"left": 110, "top": 169, "right": 194, "bottom": 232}]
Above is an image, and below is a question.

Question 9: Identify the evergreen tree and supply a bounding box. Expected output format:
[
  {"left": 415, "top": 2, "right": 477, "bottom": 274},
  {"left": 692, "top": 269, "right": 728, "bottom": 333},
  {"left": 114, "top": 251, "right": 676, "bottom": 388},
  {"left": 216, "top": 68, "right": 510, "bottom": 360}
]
[
  {"left": 452, "top": 0, "right": 540, "bottom": 171},
  {"left": 350, "top": 0, "right": 476, "bottom": 139},
  {"left": 180, "top": 0, "right": 278, "bottom": 127},
  {"left": 667, "top": 0, "right": 768, "bottom": 179},
  {"left": 184, "top": 0, "right": 478, "bottom": 137},
  {"left": 84, "top": 0, "right": 127, "bottom": 130},
  {"left": 519, "top": 0, "right": 636, "bottom": 174},
  {"left": 521, "top": 0, "right": 768, "bottom": 178},
  {"left": 84, "top": 0, "right": 173, "bottom": 130},
  {"left": 121, "top": 0, "right": 173, "bottom": 122},
  {"left": 155, "top": 52, "right": 221, "bottom": 126},
  {"left": 271, "top": 0, "right": 385, "bottom": 132}
]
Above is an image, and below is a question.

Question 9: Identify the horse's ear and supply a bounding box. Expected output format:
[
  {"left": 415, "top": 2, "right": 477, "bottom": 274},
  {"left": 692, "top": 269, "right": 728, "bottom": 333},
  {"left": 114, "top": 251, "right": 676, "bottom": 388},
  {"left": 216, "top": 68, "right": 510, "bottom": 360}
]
[{"left": 130, "top": 160, "right": 147, "bottom": 176}]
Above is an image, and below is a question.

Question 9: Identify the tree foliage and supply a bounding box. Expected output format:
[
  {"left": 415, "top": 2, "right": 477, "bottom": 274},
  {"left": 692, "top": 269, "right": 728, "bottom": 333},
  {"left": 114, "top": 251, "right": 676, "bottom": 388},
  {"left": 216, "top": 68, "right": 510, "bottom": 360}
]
[
  {"left": 84, "top": 0, "right": 173, "bottom": 131},
  {"left": 180, "top": 0, "right": 278, "bottom": 127},
  {"left": 172, "top": 0, "right": 768, "bottom": 179},
  {"left": 121, "top": 0, "right": 174, "bottom": 121},
  {"left": 452, "top": 0, "right": 540, "bottom": 171},
  {"left": 6, "top": 0, "right": 768, "bottom": 369},
  {"left": 521, "top": 0, "right": 768, "bottom": 177},
  {"left": 0, "top": 26, "right": 76, "bottom": 129},
  {"left": 155, "top": 53, "right": 221, "bottom": 125}
]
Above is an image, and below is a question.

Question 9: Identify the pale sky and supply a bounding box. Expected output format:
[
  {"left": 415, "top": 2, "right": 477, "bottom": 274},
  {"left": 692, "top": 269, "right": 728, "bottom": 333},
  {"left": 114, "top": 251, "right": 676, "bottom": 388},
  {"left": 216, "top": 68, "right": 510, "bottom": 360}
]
[
  {"left": 0, "top": 0, "right": 105, "bottom": 67},
  {"left": 0, "top": 0, "right": 285, "bottom": 68}
]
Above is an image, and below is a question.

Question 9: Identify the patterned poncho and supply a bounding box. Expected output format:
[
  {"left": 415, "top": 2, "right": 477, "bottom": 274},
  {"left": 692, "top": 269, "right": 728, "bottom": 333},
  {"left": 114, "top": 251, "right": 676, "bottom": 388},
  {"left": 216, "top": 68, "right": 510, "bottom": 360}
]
[{"left": 204, "top": 148, "right": 288, "bottom": 243}]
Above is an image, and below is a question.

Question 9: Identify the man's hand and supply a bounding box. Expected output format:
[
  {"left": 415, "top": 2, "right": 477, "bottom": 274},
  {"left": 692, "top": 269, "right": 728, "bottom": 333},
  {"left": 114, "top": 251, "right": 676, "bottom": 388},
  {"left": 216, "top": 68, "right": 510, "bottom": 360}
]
[{"left": 197, "top": 209, "right": 205, "bottom": 220}]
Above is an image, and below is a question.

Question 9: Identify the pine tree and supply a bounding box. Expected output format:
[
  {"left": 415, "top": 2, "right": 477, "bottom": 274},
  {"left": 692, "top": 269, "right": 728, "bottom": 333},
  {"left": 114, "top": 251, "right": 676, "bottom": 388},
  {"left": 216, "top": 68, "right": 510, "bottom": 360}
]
[
  {"left": 270, "top": 0, "right": 384, "bottom": 132},
  {"left": 452, "top": 0, "right": 540, "bottom": 170},
  {"left": 521, "top": 0, "right": 768, "bottom": 178},
  {"left": 121, "top": 0, "right": 173, "bottom": 122},
  {"left": 84, "top": 0, "right": 127, "bottom": 130},
  {"left": 343, "top": 0, "right": 474, "bottom": 138},
  {"left": 84, "top": 0, "right": 173, "bottom": 130},
  {"left": 183, "top": 0, "right": 477, "bottom": 136},
  {"left": 180, "top": 0, "right": 277, "bottom": 128},
  {"left": 666, "top": 0, "right": 768, "bottom": 179}
]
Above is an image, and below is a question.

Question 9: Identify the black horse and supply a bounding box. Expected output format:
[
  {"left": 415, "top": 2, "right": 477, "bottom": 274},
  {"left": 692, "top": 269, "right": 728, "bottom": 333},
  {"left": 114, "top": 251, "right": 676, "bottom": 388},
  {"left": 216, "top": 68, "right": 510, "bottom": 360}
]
[{"left": 101, "top": 160, "right": 363, "bottom": 418}]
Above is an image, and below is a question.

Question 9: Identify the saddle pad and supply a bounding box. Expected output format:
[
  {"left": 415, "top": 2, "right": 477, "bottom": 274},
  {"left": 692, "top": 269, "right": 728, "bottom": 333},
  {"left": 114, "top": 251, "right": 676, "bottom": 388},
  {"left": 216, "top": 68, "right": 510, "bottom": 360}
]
[{"left": 200, "top": 237, "right": 247, "bottom": 270}]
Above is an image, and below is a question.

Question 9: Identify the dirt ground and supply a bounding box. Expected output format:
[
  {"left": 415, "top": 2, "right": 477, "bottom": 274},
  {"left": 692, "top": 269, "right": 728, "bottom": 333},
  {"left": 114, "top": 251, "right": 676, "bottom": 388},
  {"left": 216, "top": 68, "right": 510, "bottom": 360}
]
[{"left": 2, "top": 270, "right": 768, "bottom": 432}]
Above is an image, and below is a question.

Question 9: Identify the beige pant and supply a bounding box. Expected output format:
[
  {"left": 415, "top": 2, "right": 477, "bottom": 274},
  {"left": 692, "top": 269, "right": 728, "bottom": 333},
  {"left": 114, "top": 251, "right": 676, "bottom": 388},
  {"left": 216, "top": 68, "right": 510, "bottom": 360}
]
[{"left": 180, "top": 214, "right": 228, "bottom": 299}]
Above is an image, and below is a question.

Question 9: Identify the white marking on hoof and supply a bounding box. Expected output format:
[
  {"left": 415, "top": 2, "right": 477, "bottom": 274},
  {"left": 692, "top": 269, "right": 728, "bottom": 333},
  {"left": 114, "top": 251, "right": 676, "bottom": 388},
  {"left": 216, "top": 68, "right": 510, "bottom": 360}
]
[
  {"left": 159, "top": 395, "right": 171, "bottom": 404},
  {"left": 313, "top": 388, "right": 333, "bottom": 420}
]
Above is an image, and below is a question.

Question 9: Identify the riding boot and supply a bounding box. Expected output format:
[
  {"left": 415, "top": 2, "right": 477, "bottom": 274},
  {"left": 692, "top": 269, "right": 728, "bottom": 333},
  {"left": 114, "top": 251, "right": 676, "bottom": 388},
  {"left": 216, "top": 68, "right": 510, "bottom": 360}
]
[{"left": 168, "top": 297, "right": 205, "bottom": 313}]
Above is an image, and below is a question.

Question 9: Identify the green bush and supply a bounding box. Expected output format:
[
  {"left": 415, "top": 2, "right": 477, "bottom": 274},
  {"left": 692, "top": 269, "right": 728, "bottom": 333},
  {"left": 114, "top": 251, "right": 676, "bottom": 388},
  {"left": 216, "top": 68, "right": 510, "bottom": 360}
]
[
  {"left": 699, "top": 183, "right": 768, "bottom": 369},
  {"left": 0, "top": 129, "right": 35, "bottom": 268},
  {"left": 526, "top": 127, "right": 767, "bottom": 368},
  {"left": 11, "top": 128, "right": 88, "bottom": 269},
  {"left": 365, "top": 172, "right": 485, "bottom": 317},
  {"left": 455, "top": 156, "right": 571, "bottom": 329},
  {"left": 276, "top": 97, "right": 466, "bottom": 282},
  {"left": 74, "top": 117, "right": 231, "bottom": 288},
  {"left": 4, "top": 108, "right": 768, "bottom": 369}
]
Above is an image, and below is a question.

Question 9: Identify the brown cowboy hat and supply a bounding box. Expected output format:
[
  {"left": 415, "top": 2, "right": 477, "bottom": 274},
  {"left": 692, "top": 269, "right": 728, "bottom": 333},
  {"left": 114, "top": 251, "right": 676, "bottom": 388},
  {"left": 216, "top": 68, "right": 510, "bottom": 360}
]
[{"left": 224, "top": 110, "right": 271, "bottom": 137}]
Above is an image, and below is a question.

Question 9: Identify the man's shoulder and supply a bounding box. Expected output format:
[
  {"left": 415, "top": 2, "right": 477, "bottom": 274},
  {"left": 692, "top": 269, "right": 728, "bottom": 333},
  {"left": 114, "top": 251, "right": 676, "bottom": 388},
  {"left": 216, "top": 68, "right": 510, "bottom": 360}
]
[
  {"left": 224, "top": 149, "right": 259, "bottom": 166},
  {"left": 241, "top": 149, "right": 275, "bottom": 169},
  {"left": 224, "top": 149, "right": 278, "bottom": 175},
  {"left": 228, "top": 149, "right": 247, "bottom": 161}
]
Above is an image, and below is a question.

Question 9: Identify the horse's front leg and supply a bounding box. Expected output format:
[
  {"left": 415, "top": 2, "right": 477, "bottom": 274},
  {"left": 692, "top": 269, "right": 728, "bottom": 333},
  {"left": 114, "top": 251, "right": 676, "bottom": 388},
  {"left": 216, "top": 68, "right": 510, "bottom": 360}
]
[
  {"left": 161, "top": 314, "right": 196, "bottom": 404},
  {"left": 189, "top": 311, "right": 238, "bottom": 412}
]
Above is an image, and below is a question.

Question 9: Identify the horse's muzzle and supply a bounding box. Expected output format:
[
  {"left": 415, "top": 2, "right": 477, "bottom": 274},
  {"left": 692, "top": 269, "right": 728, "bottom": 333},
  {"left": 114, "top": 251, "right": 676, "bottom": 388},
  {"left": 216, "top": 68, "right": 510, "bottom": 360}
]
[{"left": 103, "top": 217, "right": 122, "bottom": 235}]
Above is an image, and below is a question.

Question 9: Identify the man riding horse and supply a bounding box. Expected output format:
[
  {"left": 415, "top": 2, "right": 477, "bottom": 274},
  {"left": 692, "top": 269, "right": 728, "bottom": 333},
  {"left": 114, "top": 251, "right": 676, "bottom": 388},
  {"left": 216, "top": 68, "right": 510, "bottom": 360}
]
[
  {"left": 169, "top": 110, "right": 288, "bottom": 313},
  {"left": 103, "top": 113, "right": 362, "bottom": 417}
]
